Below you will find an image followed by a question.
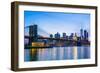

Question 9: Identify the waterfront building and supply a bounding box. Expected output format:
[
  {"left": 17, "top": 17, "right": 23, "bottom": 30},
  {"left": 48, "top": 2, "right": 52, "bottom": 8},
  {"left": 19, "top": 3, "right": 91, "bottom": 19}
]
[
  {"left": 62, "top": 33, "right": 66, "bottom": 38},
  {"left": 73, "top": 33, "right": 77, "bottom": 41},
  {"left": 84, "top": 30, "right": 88, "bottom": 40},
  {"left": 80, "top": 29, "right": 84, "bottom": 40},
  {"left": 69, "top": 33, "right": 74, "bottom": 40},
  {"left": 66, "top": 35, "right": 68, "bottom": 40},
  {"left": 55, "top": 32, "right": 60, "bottom": 38},
  {"left": 86, "top": 31, "right": 88, "bottom": 40}
]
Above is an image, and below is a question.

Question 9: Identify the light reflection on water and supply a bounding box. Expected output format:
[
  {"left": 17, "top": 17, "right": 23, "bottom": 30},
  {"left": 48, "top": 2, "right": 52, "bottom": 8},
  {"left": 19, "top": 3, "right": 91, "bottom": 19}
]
[{"left": 24, "top": 46, "right": 90, "bottom": 61}]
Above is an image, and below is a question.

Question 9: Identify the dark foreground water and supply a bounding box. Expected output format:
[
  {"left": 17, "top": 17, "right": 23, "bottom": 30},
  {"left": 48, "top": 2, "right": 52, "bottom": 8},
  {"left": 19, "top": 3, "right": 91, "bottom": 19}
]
[{"left": 24, "top": 46, "right": 90, "bottom": 61}]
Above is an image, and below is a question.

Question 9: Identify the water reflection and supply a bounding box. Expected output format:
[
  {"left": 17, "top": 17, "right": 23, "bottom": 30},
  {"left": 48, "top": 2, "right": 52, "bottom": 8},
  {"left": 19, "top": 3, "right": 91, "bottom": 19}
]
[{"left": 24, "top": 46, "right": 90, "bottom": 61}]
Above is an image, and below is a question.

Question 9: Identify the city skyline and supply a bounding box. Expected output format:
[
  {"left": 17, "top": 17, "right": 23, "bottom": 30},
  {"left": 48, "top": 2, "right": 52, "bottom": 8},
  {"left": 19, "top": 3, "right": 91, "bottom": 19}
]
[
  {"left": 24, "top": 11, "right": 90, "bottom": 37},
  {"left": 49, "top": 29, "right": 89, "bottom": 39},
  {"left": 24, "top": 11, "right": 91, "bottom": 62}
]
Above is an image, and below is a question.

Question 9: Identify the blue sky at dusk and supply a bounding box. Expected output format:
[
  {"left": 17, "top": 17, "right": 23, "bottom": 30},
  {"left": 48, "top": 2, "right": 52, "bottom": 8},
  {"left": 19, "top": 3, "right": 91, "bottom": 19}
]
[{"left": 24, "top": 11, "right": 90, "bottom": 37}]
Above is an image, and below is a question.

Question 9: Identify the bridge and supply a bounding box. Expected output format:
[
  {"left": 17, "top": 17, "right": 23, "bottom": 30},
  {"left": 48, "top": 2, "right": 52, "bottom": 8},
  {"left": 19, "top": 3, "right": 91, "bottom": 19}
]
[
  {"left": 24, "top": 24, "right": 89, "bottom": 48},
  {"left": 25, "top": 36, "right": 73, "bottom": 41}
]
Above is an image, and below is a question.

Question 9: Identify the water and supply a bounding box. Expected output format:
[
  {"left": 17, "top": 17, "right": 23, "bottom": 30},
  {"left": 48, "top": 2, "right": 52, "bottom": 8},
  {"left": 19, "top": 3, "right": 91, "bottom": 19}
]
[{"left": 24, "top": 46, "right": 90, "bottom": 61}]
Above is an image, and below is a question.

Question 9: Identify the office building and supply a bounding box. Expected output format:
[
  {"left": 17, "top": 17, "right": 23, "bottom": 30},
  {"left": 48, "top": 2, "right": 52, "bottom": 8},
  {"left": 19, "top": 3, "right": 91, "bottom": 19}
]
[
  {"left": 55, "top": 32, "right": 60, "bottom": 38},
  {"left": 84, "top": 30, "right": 88, "bottom": 40},
  {"left": 80, "top": 29, "right": 83, "bottom": 40},
  {"left": 62, "top": 33, "right": 66, "bottom": 38}
]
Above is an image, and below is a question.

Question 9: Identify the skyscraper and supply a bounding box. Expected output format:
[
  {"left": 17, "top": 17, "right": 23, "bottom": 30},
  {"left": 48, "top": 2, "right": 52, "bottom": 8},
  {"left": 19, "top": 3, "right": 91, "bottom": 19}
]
[
  {"left": 73, "top": 33, "right": 77, "bottom": 41},
  {"left": 69, "top": 33, "right": 74, "bottom": 40},
  {"left": 84, "top": 30, "right": 88, "bottom": 40},
  {"left": 62, "top": 33, "right": 66, "bottom": 38},
  {"left": 80, "top": 29, "right": 83, "bottom": 40},
  {"left": 86, "top": 31, "right": 88, "bottom": 40},
  {"left": 55, "top": 32, "right": 60, "bottom": 38}
]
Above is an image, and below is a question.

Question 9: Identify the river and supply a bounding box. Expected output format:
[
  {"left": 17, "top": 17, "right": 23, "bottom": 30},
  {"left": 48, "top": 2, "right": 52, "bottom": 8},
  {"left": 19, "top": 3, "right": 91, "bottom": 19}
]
[{"left": 24, "top": 46, "right": 90, "bottom": 61}]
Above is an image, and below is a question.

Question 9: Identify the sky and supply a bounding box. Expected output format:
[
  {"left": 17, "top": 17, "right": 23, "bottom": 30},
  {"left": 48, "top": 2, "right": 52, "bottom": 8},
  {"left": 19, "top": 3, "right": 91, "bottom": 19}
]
[{"left": 24, "top": 11, "right": 90, "bottom": 37}]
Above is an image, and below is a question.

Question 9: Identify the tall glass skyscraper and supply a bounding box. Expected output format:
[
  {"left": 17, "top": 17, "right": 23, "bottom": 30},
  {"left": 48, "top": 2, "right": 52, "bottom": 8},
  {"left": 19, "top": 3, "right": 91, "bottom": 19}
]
[
  {"left": 80, "top": 29, "right": 83, "bottom": 40},
  {"left": 84, "top": 30, "right": 88, "bottom": 40}
]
